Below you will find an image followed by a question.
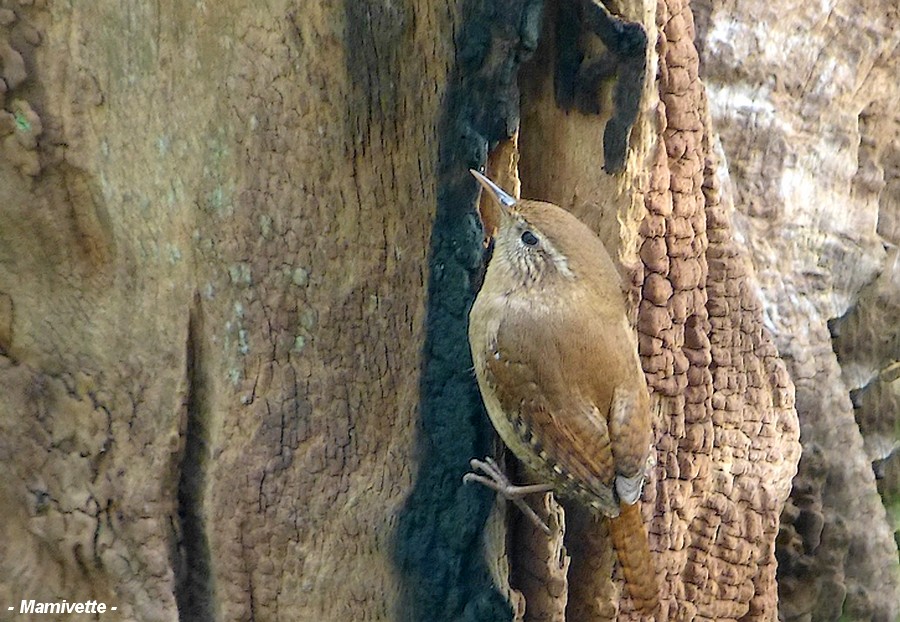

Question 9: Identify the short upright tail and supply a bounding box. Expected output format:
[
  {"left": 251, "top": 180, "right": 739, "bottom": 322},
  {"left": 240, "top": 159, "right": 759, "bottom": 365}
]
[{"left": 608, "top": 501, "right": 659, "bottom": 615}]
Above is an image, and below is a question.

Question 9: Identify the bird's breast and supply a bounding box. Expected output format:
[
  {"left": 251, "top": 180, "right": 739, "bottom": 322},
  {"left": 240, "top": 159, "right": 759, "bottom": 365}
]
[{"left": 469, "top": 293, "right": 543, "bottom": 461}]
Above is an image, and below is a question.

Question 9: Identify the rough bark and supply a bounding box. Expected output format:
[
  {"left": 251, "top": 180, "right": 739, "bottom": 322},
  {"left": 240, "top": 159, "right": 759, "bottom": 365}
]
[
  {"left": 1, "top": 1, "right": 450, "bottom": 619},
  {"left": 511, "top": 0, "right": 801, "bottom": 619},
  {"left": 694, "top": 0, "right": 900, "bottom": 619}
]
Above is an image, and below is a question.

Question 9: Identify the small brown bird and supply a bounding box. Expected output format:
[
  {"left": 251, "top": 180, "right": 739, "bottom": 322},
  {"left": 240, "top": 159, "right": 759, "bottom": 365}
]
[{"left": 465, "top": 170, "right": 658, "bottom": 614}]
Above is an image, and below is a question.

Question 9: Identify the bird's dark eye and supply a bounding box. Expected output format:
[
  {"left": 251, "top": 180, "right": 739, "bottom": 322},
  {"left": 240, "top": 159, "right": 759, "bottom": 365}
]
[{"left": 521, "top": 230, "right": 539, "bottom": 247}]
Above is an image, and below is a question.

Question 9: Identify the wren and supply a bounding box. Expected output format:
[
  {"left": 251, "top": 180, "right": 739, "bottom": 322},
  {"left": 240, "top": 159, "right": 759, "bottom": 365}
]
[{"left": 464, "top": 170, "right": 659, "bottom": 614}]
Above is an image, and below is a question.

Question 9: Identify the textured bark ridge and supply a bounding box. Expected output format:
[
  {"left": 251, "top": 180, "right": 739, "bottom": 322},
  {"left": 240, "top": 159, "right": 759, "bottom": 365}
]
[
  {"left": 694, "top": 0, "right": 900, "bottom": 619},
  {"left": 644, "top": 0, "right": 800, "bottom": 618},
  {"left": 510, "top": 0, "right": 800, "bottom": 620}
]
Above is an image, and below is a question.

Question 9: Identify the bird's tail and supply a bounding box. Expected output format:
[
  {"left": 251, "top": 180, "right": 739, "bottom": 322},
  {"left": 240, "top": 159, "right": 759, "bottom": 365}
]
[{"left": 608, "top": 501, "right": 659, "bottom": 615}]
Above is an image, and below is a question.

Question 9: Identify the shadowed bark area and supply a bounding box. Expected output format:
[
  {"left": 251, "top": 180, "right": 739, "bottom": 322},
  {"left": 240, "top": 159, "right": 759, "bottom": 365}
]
[
  {"left": 393, "top": 2, "right": 544, "bottom": 621},
  {"left": 173, "top": 300, "right": 214, "bottom": 620}
]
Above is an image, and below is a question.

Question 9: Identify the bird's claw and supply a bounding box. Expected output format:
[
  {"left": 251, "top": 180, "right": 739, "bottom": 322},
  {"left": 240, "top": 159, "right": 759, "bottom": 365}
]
[{"left": 463, "top": 456, "right": 554, "bottom": 535}]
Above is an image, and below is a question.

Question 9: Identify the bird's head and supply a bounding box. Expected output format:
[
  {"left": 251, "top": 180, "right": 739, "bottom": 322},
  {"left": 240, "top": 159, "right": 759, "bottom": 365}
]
[{"left": 471, "top": 169, "right": 605, "bottom": 288}]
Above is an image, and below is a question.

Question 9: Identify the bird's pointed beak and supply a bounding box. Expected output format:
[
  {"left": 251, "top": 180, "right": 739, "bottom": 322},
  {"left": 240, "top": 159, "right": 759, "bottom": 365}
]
[{"left": 469, "top": 169, "right": 517, "bottom": 213}]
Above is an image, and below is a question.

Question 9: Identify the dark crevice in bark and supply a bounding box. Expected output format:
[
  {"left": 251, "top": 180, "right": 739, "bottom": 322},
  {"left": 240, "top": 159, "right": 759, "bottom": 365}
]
[
  {"left": 392, "top": 1, "right": 544, "bottom": 621},
  {"left": 174, "top": 296, "right": 216, "bottom": 621}
]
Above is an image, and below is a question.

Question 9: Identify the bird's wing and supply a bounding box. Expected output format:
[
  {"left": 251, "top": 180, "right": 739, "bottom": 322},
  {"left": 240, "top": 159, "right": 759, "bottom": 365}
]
[{"left": 483, "top": 308, "right": 639, "bottom": 516}]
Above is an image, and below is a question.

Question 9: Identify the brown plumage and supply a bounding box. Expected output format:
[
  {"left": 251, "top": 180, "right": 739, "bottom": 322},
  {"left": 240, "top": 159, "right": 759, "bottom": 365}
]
[{"left": 465, "top": 170, "right": 658, "bottom": 614}]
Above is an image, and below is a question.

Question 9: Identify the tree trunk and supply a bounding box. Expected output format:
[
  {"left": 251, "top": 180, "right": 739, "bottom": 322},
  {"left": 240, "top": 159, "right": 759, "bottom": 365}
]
[
  {"left": 1, "top": 1, "right": 448, "bottom": 619},
  {"left": 692, "top": 1, "right": 900, "bottom": 619},
  {"left": 0, "top": 1, "right": 895, "bottom": 621}
]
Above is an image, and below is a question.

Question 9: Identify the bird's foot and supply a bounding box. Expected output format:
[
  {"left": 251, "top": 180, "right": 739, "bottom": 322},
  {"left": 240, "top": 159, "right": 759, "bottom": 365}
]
[{"left": 463, "top": 457, "right": 554, "bottom": 534}]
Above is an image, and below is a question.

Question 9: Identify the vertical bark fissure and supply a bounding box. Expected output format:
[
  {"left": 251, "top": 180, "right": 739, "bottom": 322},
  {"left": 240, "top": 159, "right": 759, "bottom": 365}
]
[{"left": 174, "top": 298, "right": 216, "bottom": 621}]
